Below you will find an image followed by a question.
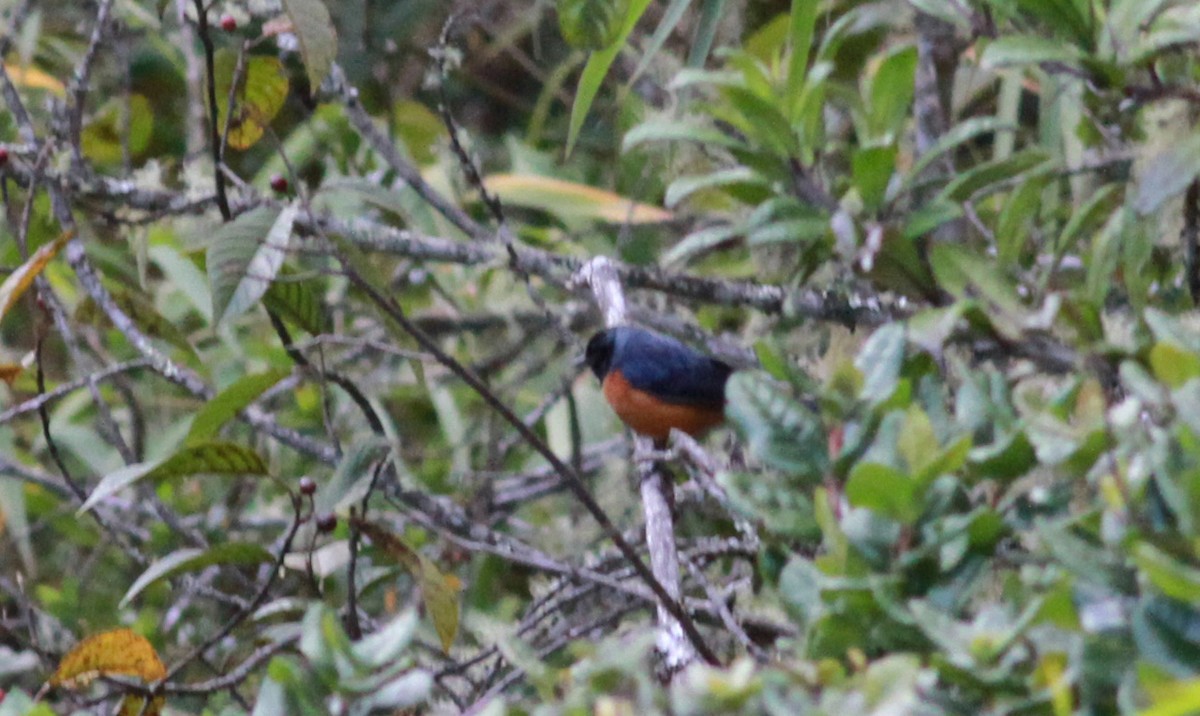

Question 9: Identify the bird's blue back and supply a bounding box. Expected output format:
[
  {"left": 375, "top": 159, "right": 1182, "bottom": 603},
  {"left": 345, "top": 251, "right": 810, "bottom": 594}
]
[{"left": 609, "top": 327, "right": 731, "bottom": 408}]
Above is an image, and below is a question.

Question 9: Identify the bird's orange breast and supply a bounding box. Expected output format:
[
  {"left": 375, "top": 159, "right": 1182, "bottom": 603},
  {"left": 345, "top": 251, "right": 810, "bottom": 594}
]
[{"left": 602, "top": 370, "right": 724, "bottom": 442}]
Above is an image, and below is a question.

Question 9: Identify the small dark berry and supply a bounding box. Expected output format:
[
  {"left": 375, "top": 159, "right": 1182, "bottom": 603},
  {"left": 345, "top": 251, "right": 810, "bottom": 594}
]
[
  {"left": 0, "top": 147, "right": 9, "bottom": 166},
  {"left": 219, "top": 15, "right": 237, "bottom": 32},
  {"left": 298, "top": 476, "right": 316, "bottom": 496},
  {"left": 316, "top": 513, "right": 337, "bottom": 533},
  {"left": 269, "top": 174, "right": 288, "bottom": 193}
]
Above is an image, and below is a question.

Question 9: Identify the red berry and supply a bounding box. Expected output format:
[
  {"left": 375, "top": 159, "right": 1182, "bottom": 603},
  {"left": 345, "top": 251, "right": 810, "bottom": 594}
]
[
  {"left": 269, "top": 174, "right": 288, "bottom": 193},
  {"left": 316, "top": 513, "right": 337, "bottom": 533},
  {"left": 298, "top": 476, "right": 316, "bottom": 496},
  {"left": 0, "top": 147, "right": 9, "bottom": 166},
  {"left": 219, "top": 15, "right": 237, "bottom": 32}
]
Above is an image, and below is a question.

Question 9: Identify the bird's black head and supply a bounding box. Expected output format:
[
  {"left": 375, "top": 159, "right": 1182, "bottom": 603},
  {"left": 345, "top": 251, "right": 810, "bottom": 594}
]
[{"left": 584, "top": 329, "right": 616, "bottom": 380}]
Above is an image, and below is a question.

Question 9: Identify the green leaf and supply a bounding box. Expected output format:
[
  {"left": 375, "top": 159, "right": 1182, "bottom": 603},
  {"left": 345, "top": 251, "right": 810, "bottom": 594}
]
[
  {"left": 81, "top": 95, "right": 153, "bottom": 167},
  {"left": 358, "top": 670, "right": 432, "bottom": 711},
  {"left": 785, "top": 0, "right": 819, "bottom": 107},
  {"left": 1149, "top": 343, "right": 1200, "bottom": 389},
  {"left": 79, "top": 442, "right": 269, "bottom": 514},
  {"left": 855, "top": 323, "right": 906, "bottom": 404},
  {"left": 316, "top": 438, "right": 388, "bottom": 514},
  {"left": 664, "top": 167, "right": 766, "bottom": 208},
  {"left": 980, "top": 35, "right": 1083, "bottom": 69},
  {"left": 622, "top": 118, "right": 747, "bottom": 152},
  {"left": 355, "top": 519, "right": 461, "bottom": 652},
  {"left": 687, "top": 0, "right": 725, "bottom": 68},
  {"left": 262, "top": 268, "right": 327, "bottom": 335},
  {"left": 845, "top": 462, "right": 919, "bottom": 524},
  {"left": 214, "top": 52, "right": 289, "bottom": 151},
  {"left": 996, "top": 175, "right": 1047, "bottom": 265},
  {"left": 186, "top": 368, "right": 292, "bottom": 444},
  {"left": 208, "top": 205, "right": 297, "bottom": 325},
  {"left": 1013, "top": 0, "right": 1094, "bottom": 49},
  {"left": 853, "top": 145, "right": 897, "bottom": 210},
  {"left": 938, "top": 148, "right": 1052, "bottom": 203},
  {"left": 565, "top": 0, "right": 652, "bottom": 156},
  {"left": 627, "top": 0, "right": 691, "bottom": 84},
  {"left": 1141, "top": 678, "right": 1200, "bottom": 716},
  {"left": 720, "top": 85, "right": 799, "bottom": 156},
  {"left": 121, "top": 543, "right": 273, "bottom": 607},
  {"left": 1136, "top": 134, "right": 1200, "bottom": 215},
  {"left": 350, "top": 611, "right": 419, "bottom": 669},
  {"left": 1135, "top": 543, "right": 1200, "bottom": 607},
  {"left": 662, "top": 224, "right": 742, "bottom": 266},
  {"left": 897, "top": 404, "right": 937, "bottom": 477},
  {"left": 556, "top": 0, "right": 630, "bottom": 50},
  {"left": 725, "top": 371, "right": 828, "bottom": 480},
  {"left": 281, "top": 0, "right": 337, "bottom": 91},
  {"left": 1134, "top": 596, "right": 1200, "bottom": 674},
  {"left": 930, "top": 243, "right": 1024, "bottom": 337},
  {"left": 867, "top": 46, "right": 917, "bottom": 139},
  {"left": 908, "top": 0, "right": 970, "bottom": 28}
]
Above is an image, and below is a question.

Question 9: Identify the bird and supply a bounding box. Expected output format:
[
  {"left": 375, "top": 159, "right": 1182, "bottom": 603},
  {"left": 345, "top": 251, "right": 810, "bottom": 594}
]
[{"left": 584, "top": 326, "right": 733, "bottom": 443}]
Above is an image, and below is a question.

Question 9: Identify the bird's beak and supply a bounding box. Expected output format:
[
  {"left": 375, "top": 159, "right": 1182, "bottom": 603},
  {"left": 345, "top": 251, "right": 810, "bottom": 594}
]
[{"left": 572, "top": 352, "right": 588, "bottom": 370}]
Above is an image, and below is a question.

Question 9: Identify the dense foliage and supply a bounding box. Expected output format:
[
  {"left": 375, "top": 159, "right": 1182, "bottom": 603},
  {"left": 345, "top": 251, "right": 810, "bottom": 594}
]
[{"left": 3, "top": 0, "right": 1200, "bottom": 713}]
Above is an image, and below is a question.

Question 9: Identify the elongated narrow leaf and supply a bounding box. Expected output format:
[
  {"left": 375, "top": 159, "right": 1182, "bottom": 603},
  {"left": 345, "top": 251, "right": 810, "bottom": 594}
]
[
  {"left": 0, "top": 229, "right": 71, "bottom": 324},
  {"left": 565, "top": 0, "right": 653, "bottom": 156},
  {"left": 355, "top": 519, "right": 461, "bottom": 652},
  {"left": 623, "top": 118, "right": 747, "bottom": 152},
  {"left": 79, "top": 442, "right": 269, "bottom": 514},
  {"left": 482, "top": 173, "right": 671, "bottom": 224},
  {"left": 3, "top": 62, "right": 66, "bottom": 95},
  {"left": 627, "top": 0, "right": 693, "bottom": 85},
  {"left": 281, "top": 0, "right": 337, "bottom": 91},
  {"left": 208, "top": 205, "right": 296, "bottom": 324},
  {"left": 186, "top": 368, "right": 292, "bottom": 444},
  {"left": 980, "top": 35, "right": 1082, "bottom": 69},
  {"left": 664, "top": 167, "right": 765, "bottom": 208},
  {"left": 121, "top": 543, "right": 273, "bottom": 607},
  {"left": 786, "top": 0, "right": 819, "bottom": 106},
  {"left": 687, "top": 0, "right": 725, "bottom": 67}
]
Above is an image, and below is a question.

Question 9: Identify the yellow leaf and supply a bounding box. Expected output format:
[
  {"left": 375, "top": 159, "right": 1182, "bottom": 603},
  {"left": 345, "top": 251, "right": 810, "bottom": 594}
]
[
  {"left": 0, "top": 230, "right": 73, "bottom": 325},
  {"left": 214, "top": 52, "right": 290, "bottom": 151},
  {"left": 418, "top": 554, "right": 461, "bottom": 652},
  {"left": 482, "top": 173, "right": 672, "bottom": 225},
  {"left": 3, "top": 62, "right": 66, "bottom": 95},
  {"left": 50, "top": 628, "right": 166, "bottom": 716},
  {"left": 355, "top": 518, "right": 461, "bottom": 652}
]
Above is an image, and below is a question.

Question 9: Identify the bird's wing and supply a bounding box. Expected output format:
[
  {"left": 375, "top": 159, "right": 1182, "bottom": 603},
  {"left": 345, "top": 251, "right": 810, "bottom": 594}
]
[{"left": 615, "top": 332, "right": 731, "bottom": 407}]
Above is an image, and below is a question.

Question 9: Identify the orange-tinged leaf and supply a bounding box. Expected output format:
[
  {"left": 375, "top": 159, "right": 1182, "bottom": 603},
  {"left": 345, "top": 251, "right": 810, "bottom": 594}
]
[
  {"left": 51, "top": 628, "right": 166, "bottom": 687},
  {"left": 0, "top": 230, "right": 73, "bottom": 325},
  {"left": 0, "top": 363, "right": 22, "bottom": 386},
  {"left": 355, "top": 519, "right": 461, "bottom": 652},
  {"left": 482, "top": 173, "right": 672, "bottom": 225},
  {"left": 4, "top": 62, "right": 66, "bottom": 95}
]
